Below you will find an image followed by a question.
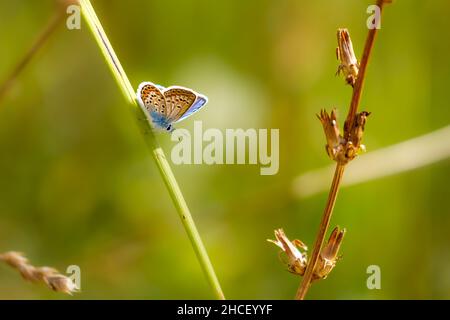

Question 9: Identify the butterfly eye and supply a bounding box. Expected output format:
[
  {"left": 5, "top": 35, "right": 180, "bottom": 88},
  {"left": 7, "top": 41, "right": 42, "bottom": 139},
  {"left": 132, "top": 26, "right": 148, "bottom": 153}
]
[{"left": 166, "top": 124, "right": 173, "bottom": 132}]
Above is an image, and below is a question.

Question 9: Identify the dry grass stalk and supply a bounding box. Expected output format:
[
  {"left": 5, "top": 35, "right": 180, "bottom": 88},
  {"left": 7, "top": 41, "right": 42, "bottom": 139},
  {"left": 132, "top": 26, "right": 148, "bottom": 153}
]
[{"left": 0, "top": 251, "right": 78, "bottom": 295}]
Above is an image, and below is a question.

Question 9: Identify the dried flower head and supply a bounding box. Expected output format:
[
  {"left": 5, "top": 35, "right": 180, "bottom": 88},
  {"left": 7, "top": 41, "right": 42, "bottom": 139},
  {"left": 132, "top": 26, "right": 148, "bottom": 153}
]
[
  {"left": 268, "top": 229, "right": 308, "bottom": 275},
  {"left": 269, "top": 227, "right": 345, "bottom": 281},
  {"left": 318, "top": 109, "right": 370, "bottom": 164},
  {"left": 313, "top": 227, "right": 346, "bottom": 281},
  {"left": 336, "top": 28, "right": 359, "bottom": 86},
  {"left": 0, "top": 251, "right": 78, "bottom": 295},
  {"left": 343, "top": 111, "right": 371, "bottom": 160},
  {"left": 317, "top": 109, "right": 346, "bottom": 162}
]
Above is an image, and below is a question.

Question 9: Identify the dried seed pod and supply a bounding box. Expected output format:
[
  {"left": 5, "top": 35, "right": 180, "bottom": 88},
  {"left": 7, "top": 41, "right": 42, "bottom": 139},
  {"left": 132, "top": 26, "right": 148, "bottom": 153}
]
[
  {"left": 317, "top": 109, "right": 342, "bottom": 159},
  {"left": 344, "top": 111, "right": 371, "bottom": 161},
  {"left": 336, "top": 29, "right": 359, "bottom": 86},
  {"left": 268, "top": 229, "right": 308, "bottom": 276},
  {"left": 318, "top": 109, "right": 370, "bottom": 164},
  {"left": 313, "top": 226, "right": 346, "bottom": 281}
]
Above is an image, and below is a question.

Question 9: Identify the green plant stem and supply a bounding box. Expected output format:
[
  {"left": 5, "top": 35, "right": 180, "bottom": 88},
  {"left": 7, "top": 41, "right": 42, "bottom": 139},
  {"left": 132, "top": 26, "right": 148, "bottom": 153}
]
[{"left": 79, "top": 0, "right": 224, "bottom": 300}]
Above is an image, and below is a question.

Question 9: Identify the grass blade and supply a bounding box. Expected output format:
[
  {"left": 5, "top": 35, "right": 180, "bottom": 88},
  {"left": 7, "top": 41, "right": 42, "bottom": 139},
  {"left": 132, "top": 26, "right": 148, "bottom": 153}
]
[{"left": 79, "top": 0, "right": 224, "bottom": 299}]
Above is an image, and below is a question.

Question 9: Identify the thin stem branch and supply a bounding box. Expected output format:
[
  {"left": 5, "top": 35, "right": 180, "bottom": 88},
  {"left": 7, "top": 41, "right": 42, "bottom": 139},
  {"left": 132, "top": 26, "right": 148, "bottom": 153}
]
[
  {"left": 296, "top": 0, "right": 387, "bottom": 300},
  {"left": 79, "top": 0, "right": 224, "bottom": 299},
  {"left": 0, "top": 3, "right": 65, "bottom": 103},
  {"left": 295, "top": 164, "right": 345, "bottom": 299}
]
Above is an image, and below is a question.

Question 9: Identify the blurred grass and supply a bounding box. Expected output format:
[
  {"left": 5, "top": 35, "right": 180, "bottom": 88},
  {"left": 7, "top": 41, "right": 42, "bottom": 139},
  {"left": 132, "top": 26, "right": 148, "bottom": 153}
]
[{"left": 0, "top": 0, "right": 448, "bottom": 299}]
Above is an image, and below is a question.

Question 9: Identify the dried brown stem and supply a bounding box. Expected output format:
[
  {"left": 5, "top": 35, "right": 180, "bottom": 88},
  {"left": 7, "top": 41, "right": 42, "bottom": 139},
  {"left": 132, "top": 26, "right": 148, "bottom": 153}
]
[
  {"left": 296, "top": 164, "right": 345, "bottom": 298},
  {"left": 295, "top": 0, "right": 388, "bottom": 300},
  {"left": 344, "top": 0, "right": 386, "bottom": 139}
]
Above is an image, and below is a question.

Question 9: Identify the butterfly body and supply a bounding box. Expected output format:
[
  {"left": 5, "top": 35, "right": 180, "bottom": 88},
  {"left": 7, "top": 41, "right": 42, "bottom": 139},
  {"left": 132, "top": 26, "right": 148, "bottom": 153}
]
[
  {"left": 149, "top": 110, "right": 172, "bottom": 131},
  {"left": 136, "top": 82, "right": 208, "bottom": 132}
]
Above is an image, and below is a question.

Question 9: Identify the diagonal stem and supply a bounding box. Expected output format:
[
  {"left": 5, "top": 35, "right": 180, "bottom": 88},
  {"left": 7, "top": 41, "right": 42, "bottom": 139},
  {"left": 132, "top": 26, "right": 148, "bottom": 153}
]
[
  {"left": 79, "top": 0, "right": 224, "bottom": 299},
  {"left": 344, "top": 0, "right": 386, "bottom": 137},
  {"left": 295, "top": 164, "right": 345, "bottom": 299},
  {"left": 0, "top": 3, "right": 65, "bottom": 103},
  {"left": 295, "top": 0, "right": 388, "bottom": 300}
]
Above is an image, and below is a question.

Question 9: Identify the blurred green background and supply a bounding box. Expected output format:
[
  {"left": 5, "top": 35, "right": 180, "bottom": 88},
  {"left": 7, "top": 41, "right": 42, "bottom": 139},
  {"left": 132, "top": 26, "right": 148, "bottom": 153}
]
[{"left": 0, "top": 0, "right": 448, "bottom": 299}]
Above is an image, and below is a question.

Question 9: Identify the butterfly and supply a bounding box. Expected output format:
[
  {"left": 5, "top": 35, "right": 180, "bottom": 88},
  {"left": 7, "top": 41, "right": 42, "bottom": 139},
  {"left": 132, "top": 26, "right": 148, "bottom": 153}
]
[{"left": 136, "top": 82, "right": 208, "bottom": 132}]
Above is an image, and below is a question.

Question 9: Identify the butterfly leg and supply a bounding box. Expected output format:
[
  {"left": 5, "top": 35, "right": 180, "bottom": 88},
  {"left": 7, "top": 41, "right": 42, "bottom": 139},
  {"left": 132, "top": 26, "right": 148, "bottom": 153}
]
[
  {"left": 142, "top": 126, "right": 157, "bottom": 135},
  {"left": 135, "top": 117, "right": 152, "bottom": 135},
  {"left": 137, "top": 116, "right": 149, "bottom": 123}
]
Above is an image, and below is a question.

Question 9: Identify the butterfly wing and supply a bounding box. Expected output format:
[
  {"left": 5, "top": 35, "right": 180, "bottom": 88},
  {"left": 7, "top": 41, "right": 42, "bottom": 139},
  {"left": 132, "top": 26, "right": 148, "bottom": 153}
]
[
  {"left": 162, "top": 86, "right": 208, "bottom": 124},
  {"left": 136, "top": 82, "right": 167, "bottom": 116},
  {"left": 174, "top": 94, "right": 208, "bottom": 123},
  {"left": 163, "top": 86, "right": 197, "bottom": 122}
]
